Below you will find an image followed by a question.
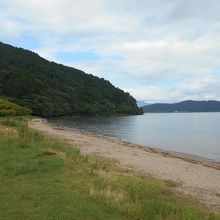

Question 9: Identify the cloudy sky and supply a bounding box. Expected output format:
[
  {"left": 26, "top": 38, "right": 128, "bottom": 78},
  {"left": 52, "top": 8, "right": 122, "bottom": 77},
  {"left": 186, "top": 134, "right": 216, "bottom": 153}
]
[{"left": 1, "top": 0, "right": 220, "bottom": 103}]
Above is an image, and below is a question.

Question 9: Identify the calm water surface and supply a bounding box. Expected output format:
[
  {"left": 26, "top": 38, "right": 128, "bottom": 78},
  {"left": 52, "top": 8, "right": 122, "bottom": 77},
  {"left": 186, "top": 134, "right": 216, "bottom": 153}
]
[{"left": 49, "top": 113, "right": 220, "bottom": 162}]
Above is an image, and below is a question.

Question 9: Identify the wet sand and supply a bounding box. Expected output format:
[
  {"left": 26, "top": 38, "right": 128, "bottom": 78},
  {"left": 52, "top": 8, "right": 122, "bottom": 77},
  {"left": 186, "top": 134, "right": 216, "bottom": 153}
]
[{"left": 29, "top": 118, "right": 220, "bottom": 212}]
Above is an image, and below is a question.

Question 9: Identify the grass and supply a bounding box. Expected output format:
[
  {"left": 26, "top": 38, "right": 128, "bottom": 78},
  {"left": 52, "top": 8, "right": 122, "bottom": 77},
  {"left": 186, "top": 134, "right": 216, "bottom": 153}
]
[{"left": 0, "top": 117, "right": 219, "bottom": 220}]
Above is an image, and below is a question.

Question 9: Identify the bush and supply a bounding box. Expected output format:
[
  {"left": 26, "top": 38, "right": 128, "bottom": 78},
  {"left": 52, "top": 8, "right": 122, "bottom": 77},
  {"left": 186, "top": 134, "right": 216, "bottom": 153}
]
[{"left": 0, "top": 98, "right": 31, "bottom": 116}]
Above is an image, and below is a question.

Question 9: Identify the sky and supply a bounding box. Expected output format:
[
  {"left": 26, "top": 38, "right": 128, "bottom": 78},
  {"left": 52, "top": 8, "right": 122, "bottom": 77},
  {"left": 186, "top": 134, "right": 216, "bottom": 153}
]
[{"left": 1, "top": 0, "right": 220, "bottom": 103}]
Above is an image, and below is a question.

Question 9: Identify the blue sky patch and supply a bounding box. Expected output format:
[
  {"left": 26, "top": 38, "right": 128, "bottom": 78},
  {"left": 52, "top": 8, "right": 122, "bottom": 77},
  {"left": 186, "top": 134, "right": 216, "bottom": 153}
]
[{"left": 55, "top": 51, "right": 102, "bottom": 63}]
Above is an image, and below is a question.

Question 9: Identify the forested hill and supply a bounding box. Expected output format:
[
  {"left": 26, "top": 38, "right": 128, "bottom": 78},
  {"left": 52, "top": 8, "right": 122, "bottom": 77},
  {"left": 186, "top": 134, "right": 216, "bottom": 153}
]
[
  {"left": 142, "top": 100, "right": 220, "bottom": 113},
  {"left": 0, "top": 42, "right": 142, "bottom": 117}
]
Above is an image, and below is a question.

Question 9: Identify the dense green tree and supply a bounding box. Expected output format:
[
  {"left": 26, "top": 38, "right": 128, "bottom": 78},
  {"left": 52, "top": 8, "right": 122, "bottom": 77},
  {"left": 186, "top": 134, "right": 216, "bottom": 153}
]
[{"left": 0, "top": 42, "right": 143, "bottom": 117}]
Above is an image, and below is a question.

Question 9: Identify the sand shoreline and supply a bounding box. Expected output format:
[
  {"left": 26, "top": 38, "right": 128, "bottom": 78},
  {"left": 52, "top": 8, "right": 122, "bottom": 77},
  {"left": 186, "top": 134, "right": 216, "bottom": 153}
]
[
  {"left": 51, "top": 120, "right": 220, "bottom": 170},
  {"left": 29, "top": 118, "right": 220, "bottom": 212}
]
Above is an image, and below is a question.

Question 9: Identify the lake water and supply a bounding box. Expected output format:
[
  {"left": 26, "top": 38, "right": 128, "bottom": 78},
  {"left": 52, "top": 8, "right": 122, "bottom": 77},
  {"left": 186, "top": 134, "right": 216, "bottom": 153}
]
[{"left": 49, "top": 113, "right": 220, "bottom": 162}]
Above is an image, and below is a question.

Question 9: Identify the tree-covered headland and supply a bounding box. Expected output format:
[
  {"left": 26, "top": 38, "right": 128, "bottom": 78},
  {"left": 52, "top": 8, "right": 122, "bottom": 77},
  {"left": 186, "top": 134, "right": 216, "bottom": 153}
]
[{"left": 0, "top": 42, "right": 142, "bottom": 117}]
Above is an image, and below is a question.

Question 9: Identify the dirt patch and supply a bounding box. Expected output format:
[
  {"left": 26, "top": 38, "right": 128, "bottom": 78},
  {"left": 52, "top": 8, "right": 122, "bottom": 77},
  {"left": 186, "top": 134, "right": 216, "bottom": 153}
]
[{"left": 42, "top": 150, "right": 57, "bottom": 156}]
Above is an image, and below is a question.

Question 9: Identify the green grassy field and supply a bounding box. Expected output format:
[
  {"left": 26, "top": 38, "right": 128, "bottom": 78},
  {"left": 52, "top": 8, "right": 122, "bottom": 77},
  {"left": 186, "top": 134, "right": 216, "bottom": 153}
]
[{"left": 0, "top": 117, "right": 219, "bottom": 220}]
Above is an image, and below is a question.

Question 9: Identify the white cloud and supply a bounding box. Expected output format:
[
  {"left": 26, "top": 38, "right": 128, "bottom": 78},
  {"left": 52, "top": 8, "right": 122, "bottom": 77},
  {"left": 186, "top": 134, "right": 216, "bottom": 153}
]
[
  {"left": 124, "top": 75, "right": 220, "bottom": 103},
  {"left": 0, "top": 0, "right": 220, "bottom": 102},
  {"left": 3, "top": 0, "right": 139, "bottom": 33}
]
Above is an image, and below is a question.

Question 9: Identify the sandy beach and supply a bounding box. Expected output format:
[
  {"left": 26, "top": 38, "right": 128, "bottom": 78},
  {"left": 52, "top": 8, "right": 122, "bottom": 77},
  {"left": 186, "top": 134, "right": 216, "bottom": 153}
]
[{"left": 29, "top": 118, "right": 220, "bottom": 212}]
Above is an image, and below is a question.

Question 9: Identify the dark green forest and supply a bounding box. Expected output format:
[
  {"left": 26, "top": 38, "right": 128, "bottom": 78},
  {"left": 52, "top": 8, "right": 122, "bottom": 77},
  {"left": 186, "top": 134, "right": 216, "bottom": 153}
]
[{"left": 0, "top": 42, "right": 142, "bottom": 117}]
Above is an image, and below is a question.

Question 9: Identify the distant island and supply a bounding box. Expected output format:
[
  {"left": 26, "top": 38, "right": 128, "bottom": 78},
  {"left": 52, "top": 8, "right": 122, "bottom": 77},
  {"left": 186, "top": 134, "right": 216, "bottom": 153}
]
[
  {"left": 141, "top": 100, "right": 220, "bottom": 113},
  {"left": 0, "top": 42, "right": 142, "bottom": 117}
]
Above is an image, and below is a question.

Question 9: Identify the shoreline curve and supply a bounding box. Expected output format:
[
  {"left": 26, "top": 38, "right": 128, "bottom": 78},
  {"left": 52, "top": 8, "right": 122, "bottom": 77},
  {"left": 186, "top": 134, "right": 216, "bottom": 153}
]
[{"left": 29, "top": 118, "right": 220, "bottom": 212}]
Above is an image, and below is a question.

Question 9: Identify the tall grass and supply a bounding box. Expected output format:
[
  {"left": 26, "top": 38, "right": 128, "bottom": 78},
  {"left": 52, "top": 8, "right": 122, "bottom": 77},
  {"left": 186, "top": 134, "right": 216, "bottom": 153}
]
[{"left": 0, "top": 117, "right": 219, "bottom": 220}]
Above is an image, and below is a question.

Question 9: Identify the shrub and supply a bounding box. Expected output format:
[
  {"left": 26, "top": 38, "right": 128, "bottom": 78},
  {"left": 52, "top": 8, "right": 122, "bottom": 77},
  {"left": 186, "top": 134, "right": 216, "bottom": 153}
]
[{"left": 0, "top": 98, "right": 31, "bottom": 116}]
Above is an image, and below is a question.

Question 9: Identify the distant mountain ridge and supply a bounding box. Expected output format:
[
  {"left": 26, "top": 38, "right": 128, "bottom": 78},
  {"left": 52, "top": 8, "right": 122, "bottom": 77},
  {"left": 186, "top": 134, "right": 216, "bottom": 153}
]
[
  {"left": 0, "top": 42, "right": 142, "bottom": 117},
  {"left": 142, "top": 100, "right": 220, "bottom": 113}
]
